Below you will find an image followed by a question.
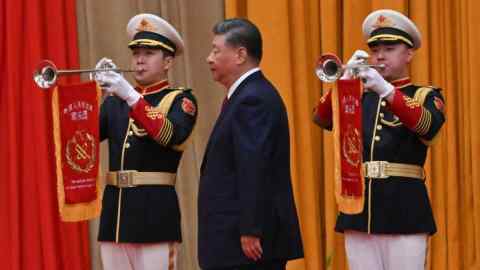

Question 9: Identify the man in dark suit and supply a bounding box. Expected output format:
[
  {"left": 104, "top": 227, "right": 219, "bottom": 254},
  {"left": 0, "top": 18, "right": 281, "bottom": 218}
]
[{"left": 198, "top": 18, "right": 304, "bottom": 270}]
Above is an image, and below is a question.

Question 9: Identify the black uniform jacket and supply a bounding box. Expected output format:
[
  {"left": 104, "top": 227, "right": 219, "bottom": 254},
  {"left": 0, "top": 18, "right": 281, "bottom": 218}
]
[
  {"left": 314, "top": 78, "right": 446, "bottom": 235},
  {"left": 98, "top": 81, "right": 197, "bottom": 243},
  {"left": 198, "top": 71, "right": 304, "bottom": 269}
]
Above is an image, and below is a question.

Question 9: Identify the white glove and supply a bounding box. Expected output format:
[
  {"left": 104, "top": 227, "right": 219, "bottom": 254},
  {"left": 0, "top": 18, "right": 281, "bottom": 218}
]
[
  {"left": 358, "top": 68, "right": 394, "bottom": 98},
  {"left": 92, "top": 57, "right": 117, "bottom": 83},
  {"left": 95, "top": 57, "right": 117, "bottom": 70},
  {"left": 97, "top": 71, "right": 141, "bottom": 106},
  {"left": 341, "top": 50, "right": 369, "bottom": 80}
]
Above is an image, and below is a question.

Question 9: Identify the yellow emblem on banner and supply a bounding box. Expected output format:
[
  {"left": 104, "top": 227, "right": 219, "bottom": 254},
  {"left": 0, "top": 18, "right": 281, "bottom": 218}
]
[
  {"left": 65, "top": 130, "right": 97, "bottom": 173},
  {"left": 342, "top": 126, "right": 361, "bottom": 167}
]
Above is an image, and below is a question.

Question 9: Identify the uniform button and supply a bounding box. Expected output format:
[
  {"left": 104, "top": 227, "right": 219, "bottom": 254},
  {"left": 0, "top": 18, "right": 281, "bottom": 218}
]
[
  {"left": 377, "top": 125, "right": 383, "bottom": 130},
  {"left": 379, "top": 113, "right": 384, "bottom": 118},
  {"left": 128, "top": 131, "right": 133, "bottom": 136},
  {"left": 125, "top": 142, "right": 131, "bottom": 148},
  {"left": 381, "top": 101, "right": 387, "bottom": 106},
  {"left": 375, "top": 136, "right": 381, "bottom": 141}
]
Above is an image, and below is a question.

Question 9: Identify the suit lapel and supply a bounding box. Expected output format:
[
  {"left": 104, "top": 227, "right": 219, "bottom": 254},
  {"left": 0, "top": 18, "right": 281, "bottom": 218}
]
[{"left": 201, "top": 101, "right": 230, "bottom": 173}]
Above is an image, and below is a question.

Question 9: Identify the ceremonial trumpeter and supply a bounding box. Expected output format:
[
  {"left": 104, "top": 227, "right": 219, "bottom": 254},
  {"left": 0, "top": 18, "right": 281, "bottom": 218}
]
[
  {"left": 95, "top": 13, "right": 197, "bottom": 270},
  {"left": 313, "top": 9, "right": 445, "bottom": 270}
]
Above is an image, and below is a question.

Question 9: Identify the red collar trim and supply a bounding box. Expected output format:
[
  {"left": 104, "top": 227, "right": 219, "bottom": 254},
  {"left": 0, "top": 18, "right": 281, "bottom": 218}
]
[
  {"left": 136, "top": 80, "right": 170, "bottom": 95},
  {"left": 390, "top": 77, "right": 412, "bottom": 88}
]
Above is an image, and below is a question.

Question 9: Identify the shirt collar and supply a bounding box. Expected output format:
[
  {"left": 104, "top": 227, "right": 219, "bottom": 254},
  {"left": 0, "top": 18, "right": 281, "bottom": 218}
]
[
  {"left": 135, "top": 79, "right": 170, "bottom": 95},
  {"left": 390, "top": 77, "right": 412, "bottom": 88},
  {"left": 227, "top": 67, "right": 260, "bottom": 99}
]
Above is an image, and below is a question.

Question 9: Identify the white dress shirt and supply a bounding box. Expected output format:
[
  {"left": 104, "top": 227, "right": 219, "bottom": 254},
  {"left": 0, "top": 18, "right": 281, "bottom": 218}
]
[{"left": 227, "top": 67, "right": 261, "bottom": 99}]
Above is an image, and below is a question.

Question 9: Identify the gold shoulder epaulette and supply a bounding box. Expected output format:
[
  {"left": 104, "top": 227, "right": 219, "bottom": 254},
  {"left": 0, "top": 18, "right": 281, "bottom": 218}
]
[
  {"left": 170, "top": 86, "right": 192, "bottom": 92},
  {"left": 424, "top": 85, "right": 442, "bottom": 91},
  {"left": 414, "top": 86, "right": 436, "bottom": 105}
]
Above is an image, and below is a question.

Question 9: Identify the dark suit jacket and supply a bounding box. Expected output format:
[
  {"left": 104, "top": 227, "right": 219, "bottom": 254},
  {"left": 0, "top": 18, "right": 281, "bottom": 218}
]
[{"left": 198, "top": 71, "right": 303, "bottom": 269}]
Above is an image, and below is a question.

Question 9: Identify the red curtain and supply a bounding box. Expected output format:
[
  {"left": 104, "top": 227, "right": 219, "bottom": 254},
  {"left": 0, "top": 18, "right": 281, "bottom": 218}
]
[{"left": 0, "top": 0, "right": 91, "bottom": 269}]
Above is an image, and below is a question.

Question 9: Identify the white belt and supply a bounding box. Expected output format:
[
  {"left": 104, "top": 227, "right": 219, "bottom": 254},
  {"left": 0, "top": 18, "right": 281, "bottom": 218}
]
[
  {"left": 363, "top": 161, "right": 425, "bottom": 180},
  {"left": 106, "top": 170, "right": 176, "bottom": 188}
]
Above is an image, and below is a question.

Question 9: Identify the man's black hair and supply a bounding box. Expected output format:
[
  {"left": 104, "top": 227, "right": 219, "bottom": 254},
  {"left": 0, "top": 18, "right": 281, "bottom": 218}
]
[{"left": 212, "top": 18, "right": 263, "bottom": 63}]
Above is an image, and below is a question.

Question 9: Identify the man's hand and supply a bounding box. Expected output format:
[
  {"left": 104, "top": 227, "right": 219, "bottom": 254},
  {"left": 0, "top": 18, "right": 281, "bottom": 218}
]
[
  {"left": 93, "top": 57, "right": 117, "bottom": 84},
  {"left": 240, "top": 235, "right": 263, "bottom": 261},
  {"left": 341, "top": 50, "right": 369, "bottom": 80},
  {"left": 95, "top": 57, "right": 117, "bottom": 70},
  {"left": 97, "top": 71, "right": 141, "bottom": 106},
  {"left": 358, "top": 68, "right": 394, "bottom": 98}
]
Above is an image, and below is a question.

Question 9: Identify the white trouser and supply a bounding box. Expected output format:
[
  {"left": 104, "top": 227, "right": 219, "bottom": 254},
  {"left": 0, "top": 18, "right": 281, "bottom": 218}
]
[
  {"left": 100, "top": 242, "right": 178, "bottom": 270},
  {"left": 344, "top": 231, "right": 427, "bottom": 270}
]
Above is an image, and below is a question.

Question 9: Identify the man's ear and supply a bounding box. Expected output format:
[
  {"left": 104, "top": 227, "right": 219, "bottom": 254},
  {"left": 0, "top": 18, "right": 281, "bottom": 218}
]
[
  {"left": 163, "top": 56, "right": 174, "bottom": 71},
  {"left": 236, "top": 47, "right": 248, "bottom": 65},
  {"left": 405, "top": 46, "right": 414, "bottom": 64}
]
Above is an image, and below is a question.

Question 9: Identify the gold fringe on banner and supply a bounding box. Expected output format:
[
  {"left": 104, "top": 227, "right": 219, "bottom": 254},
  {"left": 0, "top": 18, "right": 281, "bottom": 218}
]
[
  {"left": 51, "top": 85, "right": 102, "bottom": 222},
  {"left": 331, "top": 86, "right": 365, "bottom": 214}
]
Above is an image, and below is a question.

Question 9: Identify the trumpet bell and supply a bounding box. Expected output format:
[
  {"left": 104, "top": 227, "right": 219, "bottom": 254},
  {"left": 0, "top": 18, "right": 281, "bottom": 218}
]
[
  {"left": 315, "top": 54, "right": 343, "bottom": 83},
  {"left": 315, "top": 53, "right": 386, "bottom": 83},
  {"left": 33, "top": 60, "right": 58, "bottom": 89}
]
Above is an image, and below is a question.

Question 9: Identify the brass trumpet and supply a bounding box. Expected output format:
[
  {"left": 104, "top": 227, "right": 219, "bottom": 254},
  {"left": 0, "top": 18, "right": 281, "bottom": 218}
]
[
  {"left": 315, "top": 53, "right": 385, "bottom": 83},
  {"left": 33, "top": 60, "right": 136, "bottom": 89}
]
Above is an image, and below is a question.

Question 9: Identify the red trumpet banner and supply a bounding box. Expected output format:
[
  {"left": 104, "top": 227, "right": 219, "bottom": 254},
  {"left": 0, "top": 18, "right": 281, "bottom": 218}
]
[
  {"left": 51, "top": 81, "right": 102, "bottom": 221},
  {"left": 332, "top": 79, "right": 365, "bottom": 214}
]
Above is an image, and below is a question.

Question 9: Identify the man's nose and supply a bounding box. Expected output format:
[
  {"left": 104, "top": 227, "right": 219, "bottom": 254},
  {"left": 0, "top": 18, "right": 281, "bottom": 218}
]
[
  {"left": 136, "top": 55, "right": 145, "bottom": 64},
  {"left": 206, "top": 52, "right": 213, "bottom": 63},
  {"left": 376, "top": 51, "right": 385, "bottom": 59}
]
